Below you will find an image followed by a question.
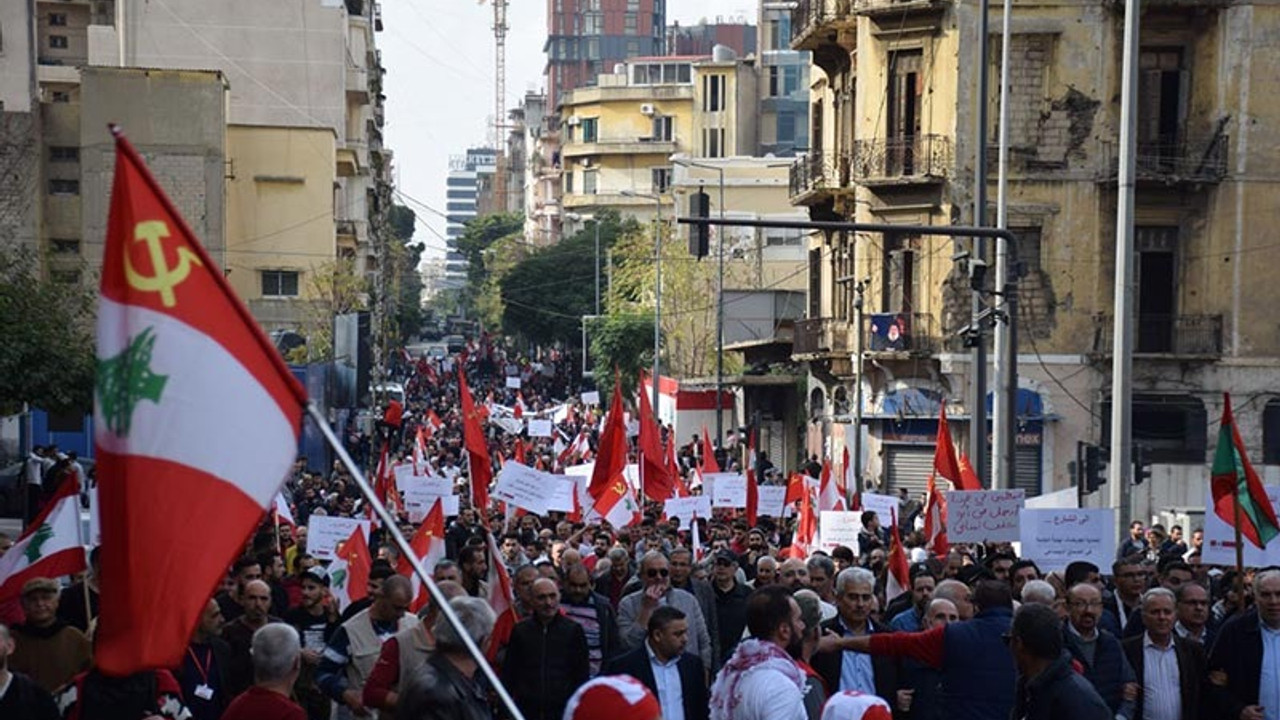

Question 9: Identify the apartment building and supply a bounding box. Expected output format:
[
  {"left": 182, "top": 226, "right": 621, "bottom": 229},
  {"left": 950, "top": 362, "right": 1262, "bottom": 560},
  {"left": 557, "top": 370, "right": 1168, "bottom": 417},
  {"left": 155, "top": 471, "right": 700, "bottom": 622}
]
[{"left": 546, "top": 0, "right": 666, "bottom": 107}]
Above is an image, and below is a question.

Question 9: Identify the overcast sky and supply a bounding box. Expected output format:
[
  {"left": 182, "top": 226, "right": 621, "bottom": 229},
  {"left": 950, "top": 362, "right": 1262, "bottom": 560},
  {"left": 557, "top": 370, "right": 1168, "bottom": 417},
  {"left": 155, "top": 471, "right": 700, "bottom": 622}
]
[{"left": 380, "top": 0, "right": 758, "bottom": 259}]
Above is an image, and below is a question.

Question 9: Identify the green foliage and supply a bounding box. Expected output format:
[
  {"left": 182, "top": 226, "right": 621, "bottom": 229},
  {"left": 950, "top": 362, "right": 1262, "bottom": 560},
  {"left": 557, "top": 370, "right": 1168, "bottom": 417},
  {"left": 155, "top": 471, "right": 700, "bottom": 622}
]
[
  {"left": 388, "top": 204, "right": 416, "bottom": 242},
  {"left": 457, "top": 212, "right": 522, "bottom": 290},
  {"left": 588, "top": 313, "right": 653, "bottom": 397},
  {"left": 0, "top": 247, "right": 95, "bottom": 414},
  {"left": 300, "top": 257, "right": 368, "bottom": 362}
]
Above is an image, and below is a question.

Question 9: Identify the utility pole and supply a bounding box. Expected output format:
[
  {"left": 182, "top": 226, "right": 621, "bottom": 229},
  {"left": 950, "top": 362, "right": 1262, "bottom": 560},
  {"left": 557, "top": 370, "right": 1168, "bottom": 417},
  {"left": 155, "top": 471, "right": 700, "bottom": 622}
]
[
  {"left": 992, "top": 0, "right": 1015, "bottom": 489},
  {"left": 853, "top": 280, "right": 867, "bottom": 495},
  {"left": 1110, "top": 0, "right": 1141, "bottom": 526},
  {"left": 970, "top": 0, "right": 992, "bottom": 483}
]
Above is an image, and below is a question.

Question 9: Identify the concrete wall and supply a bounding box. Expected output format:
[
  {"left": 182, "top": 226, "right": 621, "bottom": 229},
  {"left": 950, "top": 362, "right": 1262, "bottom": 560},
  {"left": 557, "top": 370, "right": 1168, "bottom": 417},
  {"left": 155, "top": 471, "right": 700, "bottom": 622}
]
[{"left": 1, "top": 0, "right": 36, "bottom": 113}]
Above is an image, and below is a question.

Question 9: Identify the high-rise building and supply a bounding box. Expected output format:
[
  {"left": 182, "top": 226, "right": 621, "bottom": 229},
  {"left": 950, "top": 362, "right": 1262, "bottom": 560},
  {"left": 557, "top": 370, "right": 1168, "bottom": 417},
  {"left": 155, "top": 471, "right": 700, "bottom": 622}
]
[
  {"left": 545, "top": 0, "right": 666, "bottom": 107},
  {"left": 756, "top": 2, "right": 809, "bottom": 157},
  {"left": 666, "top": 20, "right": 757, "bottom": 57},
  {"left": 443, "top": 147, "right": 497, "bottom": 288}
]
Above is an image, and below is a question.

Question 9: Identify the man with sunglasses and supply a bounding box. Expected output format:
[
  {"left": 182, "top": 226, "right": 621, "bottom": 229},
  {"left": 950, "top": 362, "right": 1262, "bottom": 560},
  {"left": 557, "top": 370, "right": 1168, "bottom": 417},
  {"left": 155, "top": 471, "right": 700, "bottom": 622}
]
[{"left": 618, "top": 551, "right": 713, "bottom": 672}]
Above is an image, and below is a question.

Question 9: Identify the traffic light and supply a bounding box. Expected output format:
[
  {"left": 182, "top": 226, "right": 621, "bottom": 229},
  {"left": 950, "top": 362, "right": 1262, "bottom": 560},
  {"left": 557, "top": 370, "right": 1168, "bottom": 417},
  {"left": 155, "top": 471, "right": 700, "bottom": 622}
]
[
  {"left": 1084, "top": 443, "right": 1108, "bottom": 495},
  {"left": 688, "top": 190, "right": 710, "bottom": 259},
  {"left": 1133, "top": 444, "right": 1152, "bottom": 485}
]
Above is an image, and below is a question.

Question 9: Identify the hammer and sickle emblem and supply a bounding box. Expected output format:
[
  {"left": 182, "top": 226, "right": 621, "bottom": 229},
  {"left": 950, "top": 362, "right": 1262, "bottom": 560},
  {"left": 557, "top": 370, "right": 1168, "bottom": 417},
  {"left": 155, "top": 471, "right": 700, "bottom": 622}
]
[
  {"left": 613, "top": 480, "right": 627, "bottom": 497},
  {"left": 123, "top": 220, "right": 203, "bottom": 308}
]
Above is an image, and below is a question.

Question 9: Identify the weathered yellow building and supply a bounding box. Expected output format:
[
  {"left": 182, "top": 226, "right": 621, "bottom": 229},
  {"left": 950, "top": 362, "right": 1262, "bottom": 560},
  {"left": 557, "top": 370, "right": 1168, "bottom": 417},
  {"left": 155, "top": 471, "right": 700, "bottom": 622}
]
[{"left": 789, "top": 0, "right": 1278, "bottom": 520}]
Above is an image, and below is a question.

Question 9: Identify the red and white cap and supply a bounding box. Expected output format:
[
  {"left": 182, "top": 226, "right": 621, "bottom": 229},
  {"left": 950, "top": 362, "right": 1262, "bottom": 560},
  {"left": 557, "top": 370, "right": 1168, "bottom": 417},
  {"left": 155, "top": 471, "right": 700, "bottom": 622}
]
[
  {"left": 820, "top": 691, "right": 894, "bottom": 720},
  {"left": 563, "top": 675, "right": 661, "bottom": 720}
]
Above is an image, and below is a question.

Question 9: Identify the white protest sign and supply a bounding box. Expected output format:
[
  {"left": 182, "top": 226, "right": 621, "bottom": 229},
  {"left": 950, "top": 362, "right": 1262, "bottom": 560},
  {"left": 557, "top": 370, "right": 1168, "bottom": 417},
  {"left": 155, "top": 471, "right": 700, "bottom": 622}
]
[
  {"left": 527, "top": 419, "right": 553, "bottom": 437},
  {"left": 547, "top": 477, "right": 580, "bottom": 513},
  {"left": 625, "top": 464, "right": 641, "bottom": 489},
  {"left": 664, "top": 496, "right": 713, "bottom": 526},
  {"left": 1203, "top": 484, "right": 1280, "bottom": 566},
  {"left": 945, "top": 489, "right": 1025, "bottom": 543},
  {"left": 819, "top": 511, "right": 863, "bottom": 552},
  {"left": 402, "top": 475, "right": 454, "bottom": 497},
  {"left": 404, "top": 492, "right": 460, "bottom": 523},
  {"left": 565, "top": 463, "right": 595, "bottom": 478},
  {"left": 757, "top": 485, "right": 787, "bottom": 518},
  {"left": 506, "top": 376, "right": 522, "bottom": 389},
  {"left": 581, "top": 391, "right": 600, "bottom": 405},
  {"left": 307, "top": 516, "right": 372, "bottom": 560},
  {"left": 1019, "top": 508, "right": 1117, "bottom": 572},
  {"left": 393, "top": 462, "right": 428, "bottom": 491},
  {"left": 862, "top": 492, "right": 901, "bottom": 526},
  {"left": 493, "top": 461, "right": 557, "bottom": 515},
  {"left": 708, "top": 473, "right": 747, "bottom": 508},
  {"left": 492, "top": 416, "right": 524, "bottom": 436}
]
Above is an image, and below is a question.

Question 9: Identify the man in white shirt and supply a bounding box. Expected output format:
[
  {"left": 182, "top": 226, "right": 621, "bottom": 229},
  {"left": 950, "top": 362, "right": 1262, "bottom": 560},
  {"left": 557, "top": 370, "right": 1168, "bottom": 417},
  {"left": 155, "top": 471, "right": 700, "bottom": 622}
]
[
  {"left": 709, "top": 585, "right": 808, "bottom": 720},
  {"left": 1121, "top": 587, "right": 1206, "bottom": 720}
]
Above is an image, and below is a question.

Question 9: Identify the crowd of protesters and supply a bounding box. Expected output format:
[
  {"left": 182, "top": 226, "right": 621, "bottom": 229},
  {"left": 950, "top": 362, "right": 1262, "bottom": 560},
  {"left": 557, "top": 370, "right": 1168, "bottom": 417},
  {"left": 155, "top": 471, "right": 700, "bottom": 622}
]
[{"left": 0, "top": 334, "right": 1273, "bottom": 720}]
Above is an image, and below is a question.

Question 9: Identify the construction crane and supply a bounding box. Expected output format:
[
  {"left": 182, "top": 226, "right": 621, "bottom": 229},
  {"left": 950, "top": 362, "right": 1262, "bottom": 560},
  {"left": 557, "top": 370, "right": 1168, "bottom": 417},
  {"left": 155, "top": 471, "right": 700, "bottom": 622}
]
[{"left": 478, "top": 0, "right": 509, "bottom": 212}]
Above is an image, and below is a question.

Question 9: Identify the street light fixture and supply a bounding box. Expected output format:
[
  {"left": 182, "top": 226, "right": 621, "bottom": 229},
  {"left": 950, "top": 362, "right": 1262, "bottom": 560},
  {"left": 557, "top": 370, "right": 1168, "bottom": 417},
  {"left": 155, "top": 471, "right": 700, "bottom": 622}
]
[{"left": 620, "top": 188, "right": 664, "bottom": 421}]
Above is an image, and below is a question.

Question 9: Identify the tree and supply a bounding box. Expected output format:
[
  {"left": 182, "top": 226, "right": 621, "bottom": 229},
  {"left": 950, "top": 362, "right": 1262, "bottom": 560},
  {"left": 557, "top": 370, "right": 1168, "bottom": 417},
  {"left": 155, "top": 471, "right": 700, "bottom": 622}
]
[
  {"left": 0, "top": 247, "right": 95, "bottom": 414},
  {"left": 298, "top": 258, "right": 368, "bottom": 362},
  {"left": 456, "top": 212, "right": 522, "bottom": 307},
  {"left": 588, "top": 313, "right": 653, "bottom": 398}
]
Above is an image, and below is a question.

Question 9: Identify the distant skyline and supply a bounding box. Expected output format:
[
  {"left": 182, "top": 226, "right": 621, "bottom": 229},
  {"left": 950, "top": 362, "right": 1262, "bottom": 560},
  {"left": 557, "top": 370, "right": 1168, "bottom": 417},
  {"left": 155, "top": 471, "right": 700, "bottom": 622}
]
[{"left": 380, "top": 0, "right": 758, "bottom": 259}]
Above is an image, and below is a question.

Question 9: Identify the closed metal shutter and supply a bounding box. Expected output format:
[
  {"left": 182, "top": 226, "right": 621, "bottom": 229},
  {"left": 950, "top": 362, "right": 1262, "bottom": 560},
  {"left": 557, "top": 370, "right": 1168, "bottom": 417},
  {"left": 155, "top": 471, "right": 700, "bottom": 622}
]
[
  {"left": 884, "top": 445, "right": 935, "bottom": 500},
  {"left": 1013, "top": 446, "right": 1042, "bottom": 497}
]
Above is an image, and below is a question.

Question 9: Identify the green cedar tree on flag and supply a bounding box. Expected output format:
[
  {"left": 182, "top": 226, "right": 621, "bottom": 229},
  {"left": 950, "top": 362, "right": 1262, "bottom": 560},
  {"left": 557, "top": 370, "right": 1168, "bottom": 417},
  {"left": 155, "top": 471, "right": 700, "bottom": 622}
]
[
  {"left": 0, "top": 477, "right": 86, "bottom": 601},
  {"left": 1211, "top": 392, "right": 1280, "bottom": 549},
  {"left": 93, "top": 128, "right": 305, "bottom": 675}
]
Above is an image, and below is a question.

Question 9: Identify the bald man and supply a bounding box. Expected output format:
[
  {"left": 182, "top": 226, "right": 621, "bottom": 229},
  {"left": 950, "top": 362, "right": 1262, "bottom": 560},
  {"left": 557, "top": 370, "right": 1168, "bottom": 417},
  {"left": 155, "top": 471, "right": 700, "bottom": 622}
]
[
  {"left": 502, "top": 578, "right": 590, "bottom": 720},
  {"left": 222, "top": 579, "right": 282, "bottom": 697}
]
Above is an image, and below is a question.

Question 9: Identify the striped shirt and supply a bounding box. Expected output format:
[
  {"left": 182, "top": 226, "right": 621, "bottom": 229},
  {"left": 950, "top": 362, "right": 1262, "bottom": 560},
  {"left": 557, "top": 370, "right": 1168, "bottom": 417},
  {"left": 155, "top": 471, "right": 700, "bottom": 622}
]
[
  {"left": 1141, "top": 634, "right": 1180, "bottom": 720},
  {"left": 562, "top": 599, "right": 605, "bottom": 676}
]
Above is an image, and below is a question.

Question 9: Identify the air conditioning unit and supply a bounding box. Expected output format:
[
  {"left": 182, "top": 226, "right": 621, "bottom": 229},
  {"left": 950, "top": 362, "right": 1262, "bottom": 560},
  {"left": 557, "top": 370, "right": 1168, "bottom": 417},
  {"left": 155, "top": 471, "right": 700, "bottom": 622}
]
[
  {"left": 580, "top": 158, "right": 593, "bottom": 168},
  {"left": 567, "top": 116, "right": 582, "bottom": 126},
  {"left": 640, "top": 103, "right": 656, "bottom": 116}
]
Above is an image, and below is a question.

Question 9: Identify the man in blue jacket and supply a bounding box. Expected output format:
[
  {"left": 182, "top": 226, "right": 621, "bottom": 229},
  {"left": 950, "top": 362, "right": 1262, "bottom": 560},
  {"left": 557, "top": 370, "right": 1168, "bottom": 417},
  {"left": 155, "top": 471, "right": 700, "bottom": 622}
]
[{"left": 1010, "top": 603, "right": 1112, "bottom": 720}]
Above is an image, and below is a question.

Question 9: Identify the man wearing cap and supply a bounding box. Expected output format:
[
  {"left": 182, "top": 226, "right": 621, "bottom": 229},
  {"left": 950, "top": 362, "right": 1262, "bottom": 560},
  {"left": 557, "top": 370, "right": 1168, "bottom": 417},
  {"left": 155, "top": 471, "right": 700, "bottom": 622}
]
[
  {"left": 9, "top": 577, "right": 90, "bottom": 692},
  {"left": 712, "top": 549, "right": 750, "bottom": 665},
  {"left": 284, "top": 566, "right": 340, "bottom": 719},
  {"left": 603, "top": 605, "right": 709, "bottom": 720},
  {"left": 178, "top": 598, "right": 232, "bottom": 720}
]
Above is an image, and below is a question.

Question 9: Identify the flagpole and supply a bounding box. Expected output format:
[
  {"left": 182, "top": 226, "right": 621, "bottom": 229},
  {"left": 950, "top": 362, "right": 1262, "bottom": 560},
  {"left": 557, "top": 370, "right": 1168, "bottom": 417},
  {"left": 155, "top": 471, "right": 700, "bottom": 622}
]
[
  {"left": 306, "top": 403, "right": 527, "bottom": 720},
  {"left": 1233, "top": 483, "right": 1246, "bottom": 602}
]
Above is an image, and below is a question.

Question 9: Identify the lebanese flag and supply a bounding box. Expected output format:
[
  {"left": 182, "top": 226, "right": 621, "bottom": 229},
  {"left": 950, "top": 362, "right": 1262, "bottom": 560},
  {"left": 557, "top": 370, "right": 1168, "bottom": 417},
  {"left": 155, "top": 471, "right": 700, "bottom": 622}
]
[
  {"left": 885, "top": 509, "right": 911, "bottom": 604},
  {"left": 485, "top": 530, "right": 515, "bottom": 626},
  {"left": 842, "top": 445, "right": 858, "bottom": 510},
  {"left": 0, "top": 477, "right": 86, "bottom": 602},
  {"left": 690, "top": 513, "right": 705, "bottom": 562},
  {"left": 426, "top": 410, "right": 444, "bottom": 436},
  {"left": 373, "top": 441, "right": 392, "bottom": 505},
  {"left": 513, "top": 391, "right": 526, "bottom": 420},
  {"left": 330, "top": 525, "right": 372, "bottom": 612},
  {"left": 818, "top": 459, "right": 846, "bottom": 512},
  {"left": 924, "top": 473, "right": 950, "bottom": 558},
  {"left": 93, "top": 130, "right": 305, "bottom": 676},
  {"left": 399, "top": 498, "right": 446, "bottom": 612},
  {"left": 745, "top": 428, "right": 759, "bottom": 526},
  {"left": 273, "top": 492, "right": 295, "bottom": 528},
  {"left": 637, "top": 375, "right": 674, "bottom": 502},
  {"left": 458, "top": 367, "right": 492, "bottom": 510},
  {"left": 588, "top": 382, "right": 641, "bottom": 528},
  {"left": 785, "top": 481, "right": 816, "bottom": 559},
  {"left": 413, "top": 428, "right": 428, "bottom": 474}
]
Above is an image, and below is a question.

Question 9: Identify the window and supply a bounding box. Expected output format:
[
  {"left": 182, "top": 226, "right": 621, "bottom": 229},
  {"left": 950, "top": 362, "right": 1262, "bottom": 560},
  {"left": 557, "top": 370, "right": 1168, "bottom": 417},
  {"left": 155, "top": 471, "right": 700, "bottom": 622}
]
[
  {"left": 627, "top": 40, "right": 640, "bottom": 56},
  {"left": 678, "top": 64, "right": 691, "bottom": 83},
  {"left": 1138, "top": 48, "right": 1188, "bottom": 147},
  {"left": 50, "top": 238, "right": 80, "bottom": 254},
  {"left": 768, "top": 66, "right": 798, "bottom": 97},
  {"left": 765, "top": 228, "right": 803, "bottom": 247},
  {"left": 1265, "top": 400, "right": 1280, "bottom": 465},
  {"left": 1102, "top": 394, "right": 1206, "bottom": 464},
  {"left": 651, "top": 167, "right": 671, "bottom": 193},
  {"left": 49, "top": 146, "right": 79, "bottom": 162},
  {"left": 703, "top": 74, "right": 725, "bottom": 111},
  {"left": 564, "top": 170, "right": 574, "bottom": 194},
  {"left": 584, "top": 12, "right": 602, "bottom": 34},
  {"left": 51, "top": 91, "right": 70, "bottom": 103},
  {"left": 49, "top": 179, "right": 79, "bottom": 195},
  {"left": 881, "top": 233, "right": 917, "bottom": 313},
  {"left": 625, "top": 13, "right": 637, "bottom": 33},
  {"left": 627, "top": 0, "right": 640, "bottom": 10},
  {"left": 1010, "top": 226, "right": 1043, "bottom": 274},
  {"left": 261, "top": 270, "right": 300, "bottom": 297},
  {"left": 587, "top": 37, "right": 600, "bottom": 60},
  {"left": 651, "top": 115, "right": 673, "bottom": 141},
  {"left": 583, "top": 170, "right": 598, "bottom": 194},
  {"left": 702, "top": 128, "right": 724, "bottom": 158},
  {"left": 49, "top": 13, "right": 68, "bottom": 26},
  {"left": 777, "top": 111, "right": 796, "bottom": 143},
  {"left": 49, "top": 35, "right": 68, "bottom": 49},
  {"left": 581, "top": 117, "right": 598, "bottom": 143},
  {"left": 663, "top": 64, "right": 679, "bottom": 84}
]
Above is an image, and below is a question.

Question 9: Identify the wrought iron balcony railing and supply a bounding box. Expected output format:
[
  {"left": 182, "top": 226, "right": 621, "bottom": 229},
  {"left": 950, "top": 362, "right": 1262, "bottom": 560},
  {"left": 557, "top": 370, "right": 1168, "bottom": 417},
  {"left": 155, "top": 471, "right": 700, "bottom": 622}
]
[
  {"left": 1100, "top": 134, "right": 1228, "bottom": 184},
  {"left": 1092, "top": 314, "right": 1223, "bottom": 356},
  {"left": 852, "top": 135, "right": 952, "bottom": 182}
]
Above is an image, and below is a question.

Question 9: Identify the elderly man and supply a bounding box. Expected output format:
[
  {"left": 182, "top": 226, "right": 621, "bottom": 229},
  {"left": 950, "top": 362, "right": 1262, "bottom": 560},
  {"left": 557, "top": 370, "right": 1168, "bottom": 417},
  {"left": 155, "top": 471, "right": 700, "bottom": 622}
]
[
  {"left": 0, "top": 622, "right": 58, "bottom": 720},
  {"left": 1063, "top": 582, "right": 1137, "bottom": 720},
  {"left": 1121, "top": 587, "right": 1207, "bottom": 720},
  {"left": 595, "top": 546, "right": 633, "bottom": 609},
  {"left": 361, "top": 580, "right": 467, "bottom": 713},
  {"left": 1207, "top": 567, "right": 1280, "bottom": 720},
  {"left": 502, "top": 578, "right": 590, "bottom": 720},
  {"left": 8, "top": 577, "right": 91, "bottom": 693},
  {"left": 317, "top": 574, "right": 415, "bottom": 719},
  {"left": 1174, "top": 582, "right": 1213, "bottom": 646},
  {"left": 395, "top": 597, "right": 496, "bottom": 719},
  {"left": 932, "top": 579, "right": 975, "bottom": 621},
  {"left": 618, "top": 551, "right": 713, "bottom": 670},
  {"left": 810, "top": 567, "right": 897, "bottom": 705},
  {"left": 752, "top": 555, "right": 779, "bottom": 588},
  {"left": 806, "top": 555, "right": 837, "bottom": 604},
  {"left": 898, "top": 597, "right": 960, "bottom": 720},
  {"left": 221, "top": 624, "right": 306, "bottom": 719}
]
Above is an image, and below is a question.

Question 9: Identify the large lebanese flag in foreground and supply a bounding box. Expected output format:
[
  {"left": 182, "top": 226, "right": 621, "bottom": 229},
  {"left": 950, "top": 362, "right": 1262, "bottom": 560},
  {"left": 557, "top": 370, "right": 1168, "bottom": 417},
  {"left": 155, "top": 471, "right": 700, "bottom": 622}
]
[
  {"left": 94, "top": 130, "right": 305, "bottom": 675},
  {"left": 0, "top": 478, "right": 86, "bottom": 602}
]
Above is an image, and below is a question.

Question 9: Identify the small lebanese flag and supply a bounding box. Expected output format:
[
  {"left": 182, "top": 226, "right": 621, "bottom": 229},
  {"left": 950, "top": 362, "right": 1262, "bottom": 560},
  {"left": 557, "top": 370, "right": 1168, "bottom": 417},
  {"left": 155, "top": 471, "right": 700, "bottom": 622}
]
[
  {"left": 399, "top": 498, "right": 446, "bottom": 612},
  {"left": 413, "top": 428, "right": 428, "bottom": 475},
  {"left": 93, "top": 129, "right": 305, "bottom": 675},
  {"left": 818, "top": 458, "right": 846, "bottom": 512},
  {"left": 485, "top": 531, "right": 515, "bottom": 620},
  {"left": 885, "top": 509, "right": 911, "bottom": 604},
  {"left": 273, "top": 493, "right": 296, "bottom": 528},
  {"left": 0, "top": 477, "right": 86, "bottom": 602},
  {"left": 330, "top": 525, "right": 372, "bottom": 612}
]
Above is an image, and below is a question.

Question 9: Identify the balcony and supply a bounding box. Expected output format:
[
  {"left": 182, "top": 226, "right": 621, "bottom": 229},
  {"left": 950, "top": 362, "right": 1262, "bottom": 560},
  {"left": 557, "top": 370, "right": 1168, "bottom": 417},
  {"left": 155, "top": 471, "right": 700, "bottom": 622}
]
[
  {"left": 561, "top": 138, "right": 678, "bottom": 158},
  {"left": 789, "top": 151, "right": 853, "bottom": 205},
  {"left": 791, "top": 0, "right": 857, "bottom": 51},
  {"left": 852, "top": 135, "right": 952, "bottom": 186},
  {"left": 863, "top": 312, "right": 941, "bottom": 357},
  {"left": 853, "top": 0, "right": 949, "bottom": 21},
  {"left": 723, "top": 290, "right": 805, "bottom": 349},
  {"left": 793, "top": 317, "right": 852, "bottom": 359},
  {"left": 346, "top": 66, "right": 369, "bottom": 104},
  {"left": 1099, "top": 134, "right": 1228, "bottom": 185},
  {"left": 1091, "top": 314, "right": 1224, "bottom": 358}
]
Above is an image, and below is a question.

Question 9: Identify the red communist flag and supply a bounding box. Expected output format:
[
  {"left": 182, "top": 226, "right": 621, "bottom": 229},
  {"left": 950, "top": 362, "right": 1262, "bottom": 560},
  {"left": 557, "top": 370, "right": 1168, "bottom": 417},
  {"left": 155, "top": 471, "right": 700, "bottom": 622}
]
[
  {"left": 935, "top": 401, "right": 977, "bottom": 490},
  {"left": 637, "top": 374, "right": 674, "bottom": 502},
  {"left": 93, "top": 129, "right": 305, "bottom": 675},
  {"left": 588, "top": 381, "right": 640, "bottom": 528},
  {"left": 458, "top": 366, "right": 492, "bottom": 510},
  {"left": 700, "top": 424, "right": 720, "bottom": 473}
]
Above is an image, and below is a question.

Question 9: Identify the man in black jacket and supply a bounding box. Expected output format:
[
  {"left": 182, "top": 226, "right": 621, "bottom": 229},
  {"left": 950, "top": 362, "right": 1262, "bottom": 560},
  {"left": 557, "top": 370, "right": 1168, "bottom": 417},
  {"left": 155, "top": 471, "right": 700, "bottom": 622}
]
[
  {"left": 1207, "top": 568, "right": 1280, "bottom": 720},
  {"left": 501, "top": 577, "right": 590, "bottom": 720},
  {"left": 1121, "top": 587, "right": 1207, "bottom": 720},
  {"left": 602, "top": 606, "right": 708, "bottom": 720},
  {"left": 1010, "top": 603, "right": 1111, "bottom": 720}
]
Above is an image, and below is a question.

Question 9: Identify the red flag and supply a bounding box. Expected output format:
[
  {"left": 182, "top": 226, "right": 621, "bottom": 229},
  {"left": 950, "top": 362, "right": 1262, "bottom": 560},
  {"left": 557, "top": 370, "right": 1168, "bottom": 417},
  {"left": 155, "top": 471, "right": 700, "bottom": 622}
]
[
  {"left": 458, "top": 367, "right": 492, "bottom": 510},
  {"left": 588, "top": 381, "right": 640, "bottom": 528},
  {"left": 667, "top": 434, "right": 690, "bottom": 498},
  {"left": 399, "top": 499, "right": 446, "bottom": 612},
  {"left": 700, "top": 425, "right": 720, "bottom": 473},
  {"left": 935, "top": 401, "right": 974, "bottom": 489},
  {"left": 924, "top": 473, "right": 950, "bottom": 558},
  {"left": 638, "top": 375, "right": 674, "bottom": 502},
  {"left": 333, "top": 526, "right": 372, "bottom": 610},
  {"left": 93, "top": 130, "right": 305, "bottom": 675},
  {"left": 373, "top": 440, "right": 392, "bottom": 504},
  {"left": 513, "top": 437, "right": 526, "bottom": 465},
  {"left": 784, "top": 472, "right": 808, "bottom": 507},
  {"left": 786, "top": 480, "right": 816, "bottom": 559},
  {"left": 958, "top": 453, "right": 981, "bottom": 492},
  {"left": 745, "top": 428, "right": 759, "bottom": 526},
  {"left": 885, "top": 509, "right": 911, "bottom": 603}
]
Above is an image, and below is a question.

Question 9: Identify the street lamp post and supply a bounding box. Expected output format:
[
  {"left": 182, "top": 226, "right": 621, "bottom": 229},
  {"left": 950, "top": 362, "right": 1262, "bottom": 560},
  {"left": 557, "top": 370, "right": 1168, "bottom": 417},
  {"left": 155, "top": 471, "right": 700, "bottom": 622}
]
[{"left": 622, "top": 189, "right": 664, "bottom": 417}]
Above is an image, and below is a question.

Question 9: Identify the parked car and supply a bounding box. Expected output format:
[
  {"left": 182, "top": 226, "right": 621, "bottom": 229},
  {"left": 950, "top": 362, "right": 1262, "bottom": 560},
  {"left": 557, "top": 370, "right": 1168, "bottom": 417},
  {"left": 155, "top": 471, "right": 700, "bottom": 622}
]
[{"left": 444, "top": 334, "right": 466, "bottom": 354}]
